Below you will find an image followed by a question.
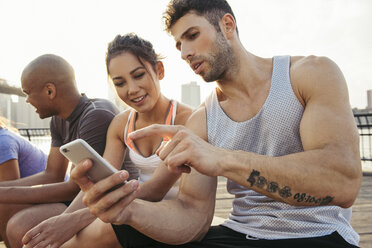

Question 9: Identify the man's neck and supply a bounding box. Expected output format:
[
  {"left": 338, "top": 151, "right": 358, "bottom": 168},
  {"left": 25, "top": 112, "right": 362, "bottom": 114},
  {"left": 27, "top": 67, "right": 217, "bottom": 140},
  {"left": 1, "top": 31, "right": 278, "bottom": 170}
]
[
  {"left": 216, "top": 48, "right": 273, "bottom": 101},
  {"left": 57, "top": 93, "right": 82, "bottom": 119}
]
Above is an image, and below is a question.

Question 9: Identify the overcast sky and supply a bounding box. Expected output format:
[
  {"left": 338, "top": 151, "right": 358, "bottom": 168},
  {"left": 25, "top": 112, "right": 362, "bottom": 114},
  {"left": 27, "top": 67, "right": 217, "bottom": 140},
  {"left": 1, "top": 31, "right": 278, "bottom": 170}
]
[{"left": 0, "top": 0, "right": 371, "bottom": 108}]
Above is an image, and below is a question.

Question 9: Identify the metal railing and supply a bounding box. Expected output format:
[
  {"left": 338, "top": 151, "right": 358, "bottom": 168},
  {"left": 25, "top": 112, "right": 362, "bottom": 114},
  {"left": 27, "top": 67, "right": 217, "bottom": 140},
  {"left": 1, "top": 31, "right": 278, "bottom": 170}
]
[
  {"left": 354, "top": 113, "right": 372, "bottom": 162},
  {"left": 18, "top": 128, "right": 51, "bottom": 154},
  {"left": 17, "top": 113, "right": 372, "bottom": 162},
  {"left": 18, "top": 128, "right": 50, "bottom": 141}
]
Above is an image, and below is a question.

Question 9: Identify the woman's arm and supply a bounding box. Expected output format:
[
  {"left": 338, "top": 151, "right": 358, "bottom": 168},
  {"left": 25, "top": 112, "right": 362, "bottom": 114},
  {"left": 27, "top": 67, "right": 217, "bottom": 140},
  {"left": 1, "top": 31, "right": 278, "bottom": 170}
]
[{"left": 0, "top": 159, "right": 20, "bottom": 181}]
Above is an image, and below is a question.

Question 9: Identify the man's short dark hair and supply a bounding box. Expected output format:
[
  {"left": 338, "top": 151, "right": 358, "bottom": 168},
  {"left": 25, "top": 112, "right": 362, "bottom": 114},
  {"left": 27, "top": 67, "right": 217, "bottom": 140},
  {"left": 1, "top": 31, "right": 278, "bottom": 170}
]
[{"left": 163, "top": 0, "right": 238, "bottom": 34}]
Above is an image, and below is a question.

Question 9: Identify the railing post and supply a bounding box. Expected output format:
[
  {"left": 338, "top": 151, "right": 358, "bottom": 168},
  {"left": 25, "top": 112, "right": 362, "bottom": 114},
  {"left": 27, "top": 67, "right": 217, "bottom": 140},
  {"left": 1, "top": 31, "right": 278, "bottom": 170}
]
[{"left": 354, "top": 112, "right": 372, "bottom": 162}]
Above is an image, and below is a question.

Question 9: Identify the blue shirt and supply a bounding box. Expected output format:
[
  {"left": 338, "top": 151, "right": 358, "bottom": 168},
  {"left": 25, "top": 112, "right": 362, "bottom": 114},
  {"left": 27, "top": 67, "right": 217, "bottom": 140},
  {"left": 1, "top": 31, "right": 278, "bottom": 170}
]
[{"left": 0, "top": 128, "right": 47, "bottom": 178}]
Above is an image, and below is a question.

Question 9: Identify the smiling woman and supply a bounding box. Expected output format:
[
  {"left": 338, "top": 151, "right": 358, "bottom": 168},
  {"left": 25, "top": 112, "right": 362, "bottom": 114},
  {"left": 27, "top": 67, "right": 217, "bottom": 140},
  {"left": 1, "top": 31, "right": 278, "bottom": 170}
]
[{"left": 103, "top": 32, "right": 192, "bottom": 195}]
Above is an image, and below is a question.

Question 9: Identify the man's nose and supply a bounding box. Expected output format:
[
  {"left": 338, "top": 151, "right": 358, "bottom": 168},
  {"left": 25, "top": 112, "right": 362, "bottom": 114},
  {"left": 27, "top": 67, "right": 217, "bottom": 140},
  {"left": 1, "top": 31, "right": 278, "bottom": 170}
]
[{"left": 181, "top": 44, "right": 194, "bottom": 63}]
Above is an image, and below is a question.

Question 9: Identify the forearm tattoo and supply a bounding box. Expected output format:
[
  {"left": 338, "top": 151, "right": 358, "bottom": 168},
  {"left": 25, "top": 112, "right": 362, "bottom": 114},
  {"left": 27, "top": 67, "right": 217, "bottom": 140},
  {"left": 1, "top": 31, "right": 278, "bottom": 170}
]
[{"left": 247, "top": 169, "right": 334, "bottom": 206}]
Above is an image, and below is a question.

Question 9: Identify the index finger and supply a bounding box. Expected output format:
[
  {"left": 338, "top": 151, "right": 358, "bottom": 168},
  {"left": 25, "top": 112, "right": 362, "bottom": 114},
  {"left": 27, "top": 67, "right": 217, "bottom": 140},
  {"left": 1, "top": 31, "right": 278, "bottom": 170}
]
[
  {"left": 70, "top": 159, "right": 95, "bottom": 192},
  {"left": 129, "top": 124, "right": 184, "bottom": 140},
  {"left": 22, "top": 226, "right": 40, "bottom": 245}
]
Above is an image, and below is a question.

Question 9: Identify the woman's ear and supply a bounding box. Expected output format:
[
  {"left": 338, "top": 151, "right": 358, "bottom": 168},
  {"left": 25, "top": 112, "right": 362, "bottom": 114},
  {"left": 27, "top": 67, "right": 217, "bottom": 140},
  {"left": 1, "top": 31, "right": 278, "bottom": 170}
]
[{"left": 156, "top": 61, "right": 165, "bottom": 80}]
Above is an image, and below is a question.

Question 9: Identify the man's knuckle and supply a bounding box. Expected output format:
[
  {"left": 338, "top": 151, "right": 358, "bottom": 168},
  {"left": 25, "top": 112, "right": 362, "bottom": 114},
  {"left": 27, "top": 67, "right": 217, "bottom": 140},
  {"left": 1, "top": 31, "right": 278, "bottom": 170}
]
[
  {"left": 152, "top": 124, "right": 161, "bottom": 130},
  {"left": 178, "top": 129, "right": 187, "bottom": 137},
  {"left": 91, "top": 185, "right": 103, "bottom": 196},
  {"left": 70, "top": 172, "right": 77, "bottom": 181},
  {"left": 158, "top": 151, "right": 166, "bottom": 160},
  {"left": 104, "top": 196, "right": 116, "bottom": 207},
  {"left": 89, "top": 207, "right": 98, "bottom": 216},
  {"left": 82, "top": 196, "right": 89, "bottom": 206},
  {"left": 100, "top": 214, "right": 112, "bottom": 223},
  {"left": 175, "top": 125, "right": 185, "bottom": 131}
]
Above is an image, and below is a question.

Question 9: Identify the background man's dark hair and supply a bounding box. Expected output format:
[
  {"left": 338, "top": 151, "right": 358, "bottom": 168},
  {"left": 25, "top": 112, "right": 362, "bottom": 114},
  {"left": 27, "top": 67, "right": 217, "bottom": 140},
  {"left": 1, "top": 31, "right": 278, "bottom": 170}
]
[{"left": 163, "top": 0, "right": 238, "bottom": 34}]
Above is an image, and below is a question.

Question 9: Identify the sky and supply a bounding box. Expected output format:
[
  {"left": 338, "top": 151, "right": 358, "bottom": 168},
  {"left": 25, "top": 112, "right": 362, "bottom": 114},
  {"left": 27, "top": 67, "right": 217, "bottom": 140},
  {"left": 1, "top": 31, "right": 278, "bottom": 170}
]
[{"left": 0, "top": 0, "right": 371, "bottom": 109}]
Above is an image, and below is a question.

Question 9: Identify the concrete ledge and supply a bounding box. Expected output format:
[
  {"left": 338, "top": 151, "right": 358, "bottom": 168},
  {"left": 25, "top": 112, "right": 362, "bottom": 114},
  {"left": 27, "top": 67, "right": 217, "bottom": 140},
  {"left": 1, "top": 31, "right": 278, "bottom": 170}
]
[{"left": 211, "top": 216, "right": 226, "bottom": 226}]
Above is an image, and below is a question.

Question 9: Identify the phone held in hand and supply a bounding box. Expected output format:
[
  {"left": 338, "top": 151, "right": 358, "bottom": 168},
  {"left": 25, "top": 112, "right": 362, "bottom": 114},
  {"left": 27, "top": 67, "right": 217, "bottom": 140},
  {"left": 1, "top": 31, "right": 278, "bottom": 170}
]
[{"left": 60, "top": 139, "right": 125, "bottom": 184}]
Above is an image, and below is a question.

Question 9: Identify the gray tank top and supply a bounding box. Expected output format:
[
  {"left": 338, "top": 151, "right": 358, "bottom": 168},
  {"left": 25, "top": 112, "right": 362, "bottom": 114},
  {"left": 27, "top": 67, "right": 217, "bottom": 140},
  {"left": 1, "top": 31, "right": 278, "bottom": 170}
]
[{"left": 205, "top": 56, "right": 359, "bottom": 246}]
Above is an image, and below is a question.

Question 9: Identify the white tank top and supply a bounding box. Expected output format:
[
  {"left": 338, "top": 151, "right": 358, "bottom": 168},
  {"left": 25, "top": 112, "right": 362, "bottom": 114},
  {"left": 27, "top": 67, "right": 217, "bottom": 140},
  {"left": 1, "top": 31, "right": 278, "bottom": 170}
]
[
  {"left": 124, "top": 100, "right": 179, "bottom": 200},
  {"left": 205, "top": 56, "right": 359, "bottom": 246}
]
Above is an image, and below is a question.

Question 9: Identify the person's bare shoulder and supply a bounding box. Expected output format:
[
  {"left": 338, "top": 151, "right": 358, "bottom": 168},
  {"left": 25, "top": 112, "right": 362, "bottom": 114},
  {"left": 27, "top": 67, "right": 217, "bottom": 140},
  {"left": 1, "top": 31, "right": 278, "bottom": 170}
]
[
  {"left": 290, "top": 55, "right": 347, "bottom": 106},
  {"left": 174, "top": 102, "right": 193, "bottom": 126},
  {"left": 111, "top": 109, "right": 131, "bottom": 125},
  {"left": 107, "top": 109, "right": 132, "bottom": 139},
  {"left": 291, "top": 55, "right": 341, "bottom": 77},
  {"left": 185, "top": 105, "right": 207, "bottom": 141}
]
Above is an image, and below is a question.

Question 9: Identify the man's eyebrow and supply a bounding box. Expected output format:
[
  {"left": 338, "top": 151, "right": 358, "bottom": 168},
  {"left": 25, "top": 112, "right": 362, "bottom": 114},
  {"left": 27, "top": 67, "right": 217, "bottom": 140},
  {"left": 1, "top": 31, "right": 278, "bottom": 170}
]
[{"left": 175, "top": 27, "right": 195, "bottom": 50}]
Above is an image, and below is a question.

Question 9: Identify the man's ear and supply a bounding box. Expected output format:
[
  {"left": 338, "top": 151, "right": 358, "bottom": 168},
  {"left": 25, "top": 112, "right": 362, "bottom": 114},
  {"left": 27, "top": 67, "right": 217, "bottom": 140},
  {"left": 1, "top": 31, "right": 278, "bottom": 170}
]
[
  {"left": 221, "top": 13, "right": 236, "bottom": 39},
  {"left": 45, "top": 82, "right": 56, "bottom": 99},
  {"left": 156, "top": 61, "right": 165, "bottom": 80}
]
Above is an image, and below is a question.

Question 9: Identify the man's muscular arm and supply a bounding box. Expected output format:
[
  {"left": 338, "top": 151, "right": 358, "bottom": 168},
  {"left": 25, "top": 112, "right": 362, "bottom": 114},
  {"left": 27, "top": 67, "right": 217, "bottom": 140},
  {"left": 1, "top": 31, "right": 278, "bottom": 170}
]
[{"left": 219, "top": 56, "right": 361, "bottom": 208}]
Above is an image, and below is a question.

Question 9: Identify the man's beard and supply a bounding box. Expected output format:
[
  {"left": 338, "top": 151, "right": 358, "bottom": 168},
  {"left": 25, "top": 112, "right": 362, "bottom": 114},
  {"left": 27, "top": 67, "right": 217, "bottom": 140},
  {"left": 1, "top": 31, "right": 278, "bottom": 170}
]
[{"left": 201, "top": 32, "right": 235, "bottom": 82}]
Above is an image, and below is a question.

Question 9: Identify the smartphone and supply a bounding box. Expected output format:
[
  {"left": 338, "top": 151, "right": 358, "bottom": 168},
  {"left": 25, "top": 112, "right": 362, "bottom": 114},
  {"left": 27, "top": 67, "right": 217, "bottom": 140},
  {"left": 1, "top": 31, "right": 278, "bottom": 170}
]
[{"left": 60, "top": 139, "right": 120, "bottom": 183}]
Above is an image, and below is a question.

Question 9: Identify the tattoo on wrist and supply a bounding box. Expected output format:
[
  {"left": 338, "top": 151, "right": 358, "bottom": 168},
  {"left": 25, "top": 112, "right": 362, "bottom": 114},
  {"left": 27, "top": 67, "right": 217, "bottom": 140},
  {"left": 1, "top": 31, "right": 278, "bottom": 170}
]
[
  {"left": 293, "top": 193, "right": 334, "bottom": 205},
  {"left": 247, "top": 169, "right": 334, "bottom": 206}
]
